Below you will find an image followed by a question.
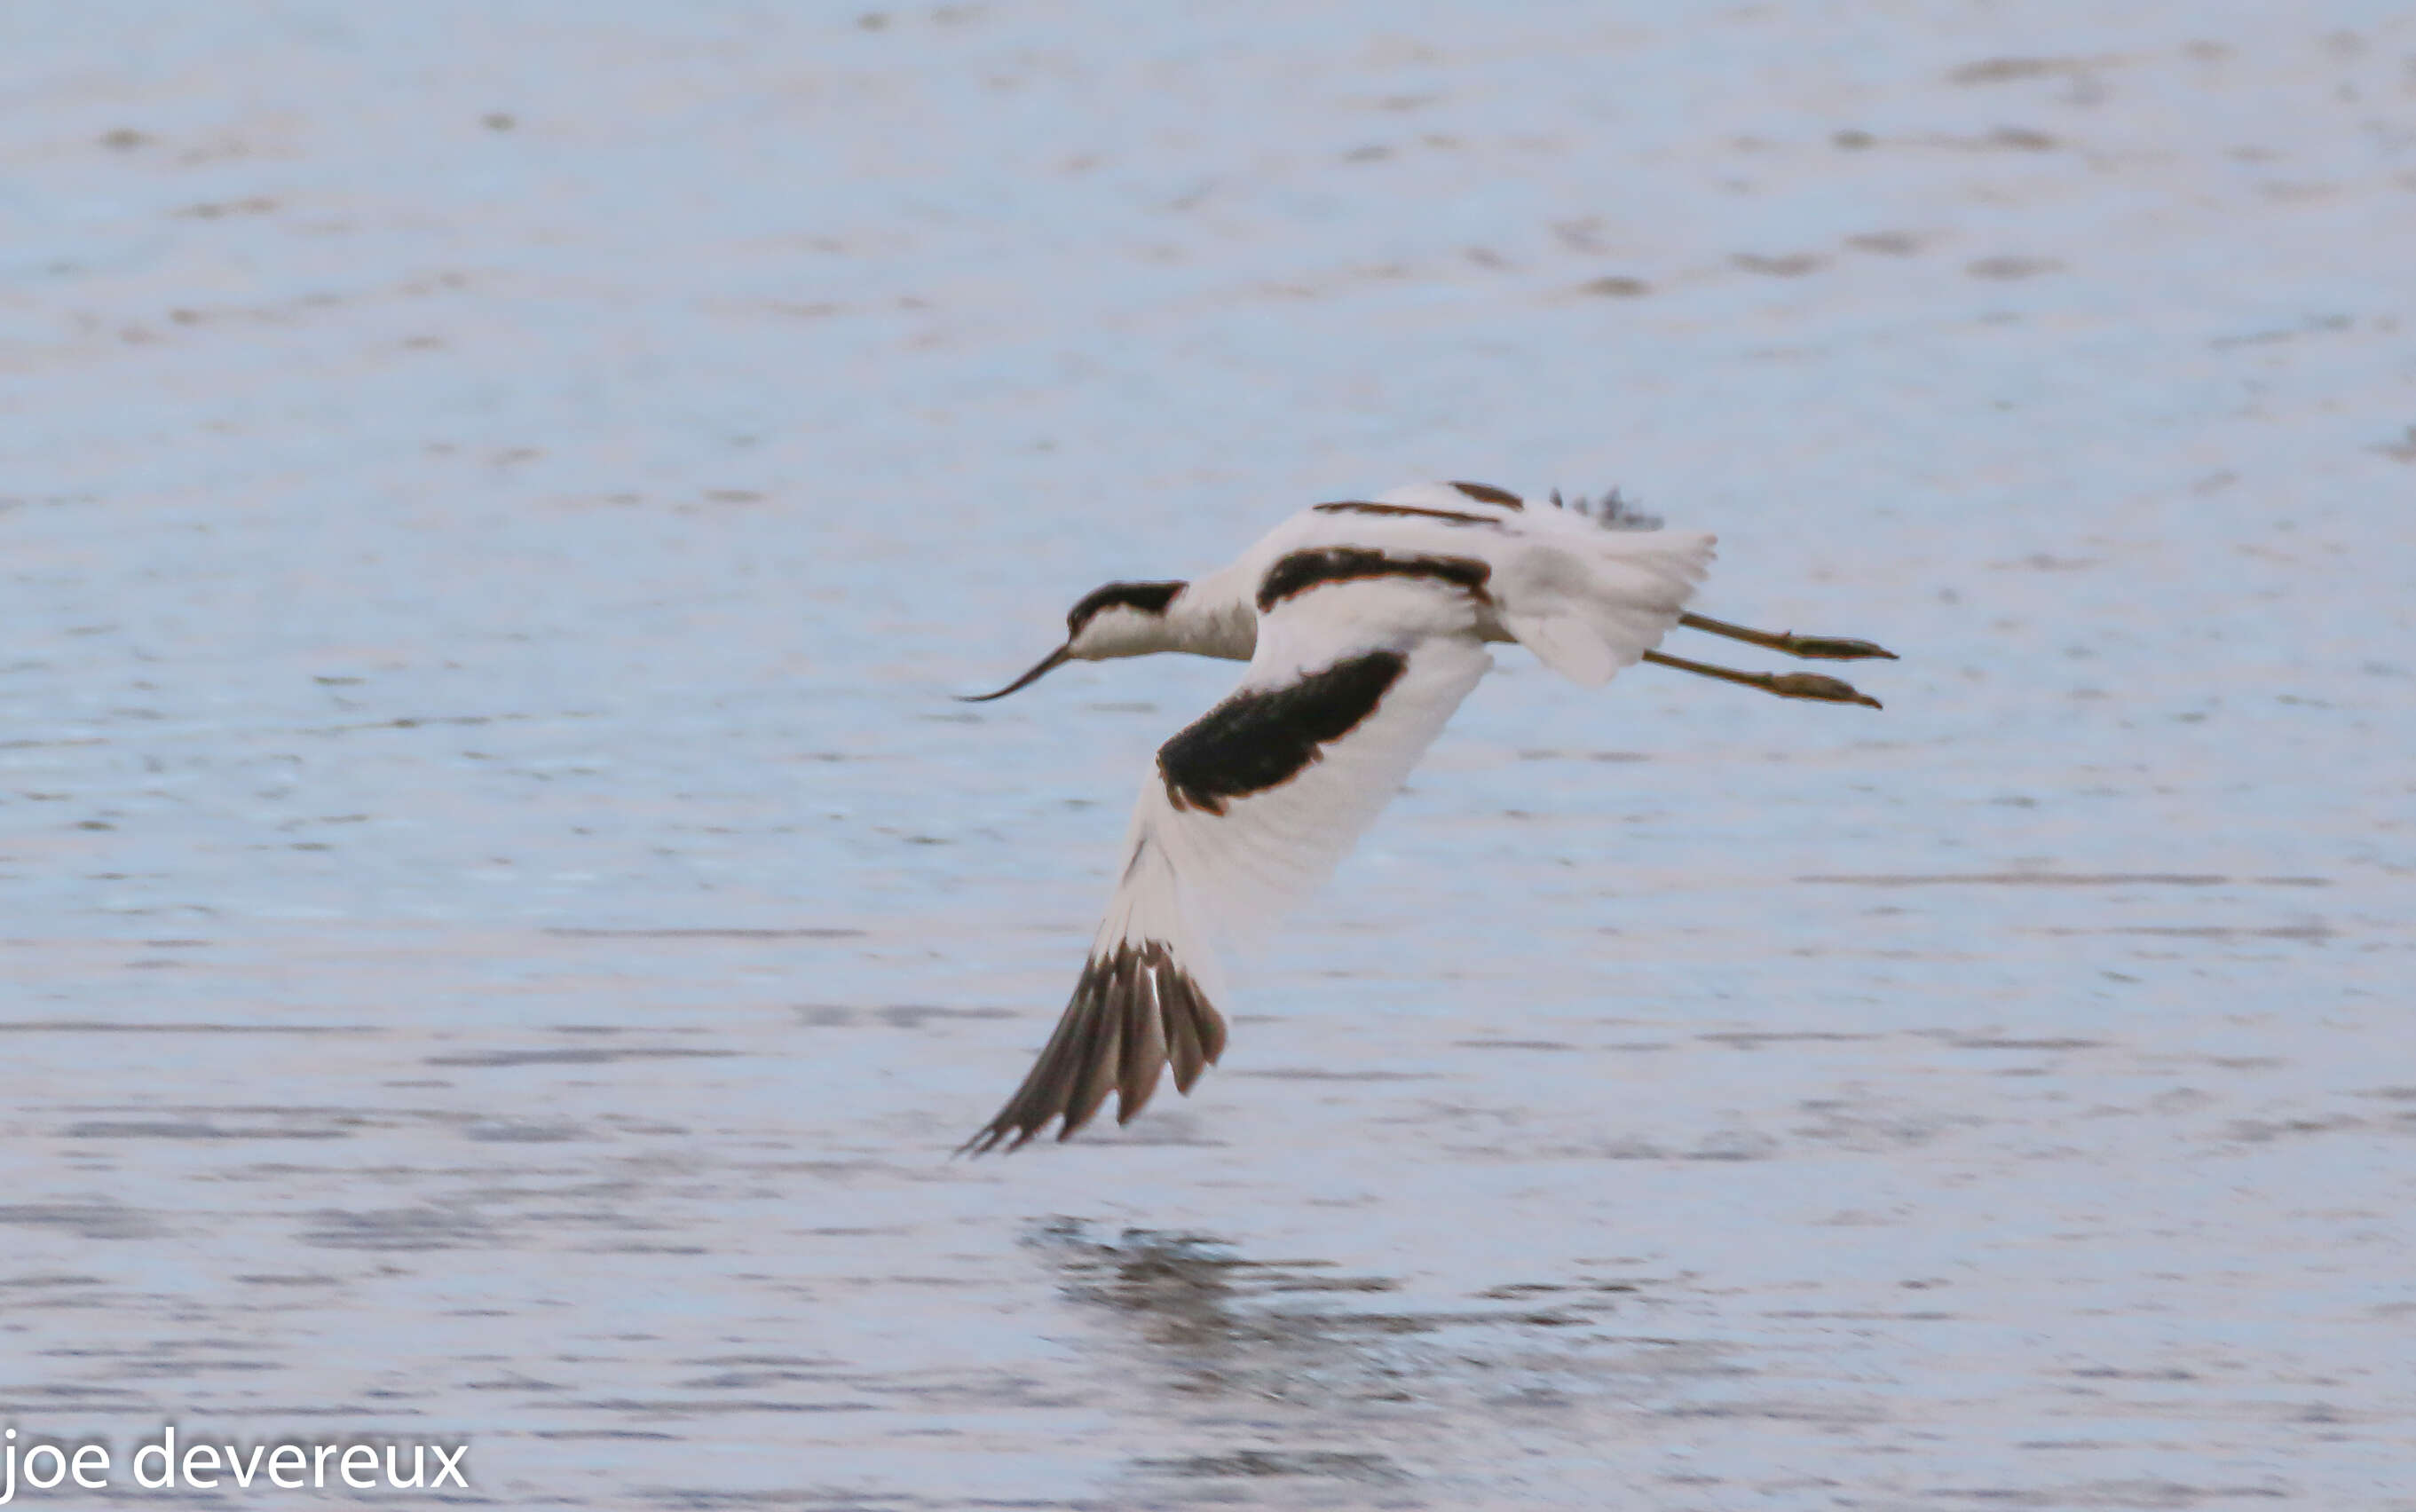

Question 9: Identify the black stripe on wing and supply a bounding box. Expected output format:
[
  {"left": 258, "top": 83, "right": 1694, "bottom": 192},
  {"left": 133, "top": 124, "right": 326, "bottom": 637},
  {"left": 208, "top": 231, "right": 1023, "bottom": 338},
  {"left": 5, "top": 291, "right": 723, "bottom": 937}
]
[
  {"left": 1157, "top": 650, "right": 1406, "bottom": 815},
  {"left": 1255, "top": 547, "right": 1493, "bottom": 613},
  {"left": 1313, "top": 500, "right": 1506, "bottom": 528},
  {"left": 1448, "top": 480, "right": 1524, "bottom": 508},
  {"left": 959, "top": 941, "right": 1228, "bottom": 1154}
]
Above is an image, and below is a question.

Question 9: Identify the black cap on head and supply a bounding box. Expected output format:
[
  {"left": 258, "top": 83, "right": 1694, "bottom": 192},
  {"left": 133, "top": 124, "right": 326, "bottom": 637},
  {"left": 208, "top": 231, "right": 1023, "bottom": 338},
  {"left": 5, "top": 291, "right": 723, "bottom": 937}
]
[{"left": 1067, "top": 580, "right": 1185, "bottom": 636}]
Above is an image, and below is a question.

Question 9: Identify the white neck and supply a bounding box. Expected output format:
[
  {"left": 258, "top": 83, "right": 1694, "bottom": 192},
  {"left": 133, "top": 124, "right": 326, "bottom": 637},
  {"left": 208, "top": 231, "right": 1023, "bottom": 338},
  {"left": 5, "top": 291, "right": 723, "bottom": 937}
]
[{"left": 1163, "top": 570, "right": 1259, "bottom": 661}]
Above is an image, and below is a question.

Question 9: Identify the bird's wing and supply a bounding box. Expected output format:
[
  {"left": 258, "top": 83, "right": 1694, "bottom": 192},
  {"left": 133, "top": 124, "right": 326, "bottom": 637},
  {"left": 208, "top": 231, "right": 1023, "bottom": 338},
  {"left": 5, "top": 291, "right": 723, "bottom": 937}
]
[
  {"left": 961, "top": 575, "right": 1493, "bottom": 1153},
  {"left": 1372, "top": 479, "right": 1659, "bottom": 530},
  {"left": 1374, "top": 479, "right": 1530, "bottom": 516}
]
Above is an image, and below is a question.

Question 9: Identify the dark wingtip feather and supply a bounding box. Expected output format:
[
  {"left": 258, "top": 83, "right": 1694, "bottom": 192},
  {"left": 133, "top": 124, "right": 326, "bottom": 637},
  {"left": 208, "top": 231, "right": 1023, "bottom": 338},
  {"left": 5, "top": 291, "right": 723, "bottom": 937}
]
[
  {"left": 1549, "top": 485, "right": 1663, "bottom": 532},
  {"left": 958, "top": 941, "right": 1226, "bottom": 1155},
  {"left": 1115, "top": 948, "right": 1170, "bottom": 1125}
]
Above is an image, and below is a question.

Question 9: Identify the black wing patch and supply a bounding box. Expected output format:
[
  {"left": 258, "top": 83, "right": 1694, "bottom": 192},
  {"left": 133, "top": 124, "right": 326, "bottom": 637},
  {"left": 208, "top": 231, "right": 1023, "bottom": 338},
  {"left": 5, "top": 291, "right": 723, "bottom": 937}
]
[
  {"left": 1449, "top": 480, "right": 1524, "bottom": 508},
  {"left": 1068, "top": 580, "right": 1187, "bottom": 634},
  {"left": 1312, "top": 500, "right": 1505, "bottom": 528},
  {"left": 1157, "top": 650, "right": 1407, "bottom": 815},
  {"left": 1254, "top": 547, "right": 1493, "bottom": 613},
  {"left": 959, "top": 940, "right": 1227, "bottom": 1154}
]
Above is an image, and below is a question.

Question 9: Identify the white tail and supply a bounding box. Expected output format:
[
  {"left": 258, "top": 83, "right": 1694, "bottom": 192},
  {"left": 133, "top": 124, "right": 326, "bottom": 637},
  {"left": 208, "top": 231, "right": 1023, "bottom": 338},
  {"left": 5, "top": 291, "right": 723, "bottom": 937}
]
[{"left": 1497, "top": 530, "right": 1716, "bottom": 686}]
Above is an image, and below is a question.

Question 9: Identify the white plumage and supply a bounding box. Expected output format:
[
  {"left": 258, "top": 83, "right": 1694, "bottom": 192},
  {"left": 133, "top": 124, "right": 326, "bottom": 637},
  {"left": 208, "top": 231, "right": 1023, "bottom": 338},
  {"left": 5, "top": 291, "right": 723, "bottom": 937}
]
[{"left": 959, "top": 480, "right": 1891, "bottom": 1153}]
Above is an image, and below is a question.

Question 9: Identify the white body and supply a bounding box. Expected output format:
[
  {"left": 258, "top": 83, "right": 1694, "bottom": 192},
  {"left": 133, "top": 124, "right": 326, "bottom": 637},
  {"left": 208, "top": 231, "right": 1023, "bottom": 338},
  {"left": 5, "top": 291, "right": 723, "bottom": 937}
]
[{"left": 1119, "top": 481, "right": 1716, "bottom": 683}]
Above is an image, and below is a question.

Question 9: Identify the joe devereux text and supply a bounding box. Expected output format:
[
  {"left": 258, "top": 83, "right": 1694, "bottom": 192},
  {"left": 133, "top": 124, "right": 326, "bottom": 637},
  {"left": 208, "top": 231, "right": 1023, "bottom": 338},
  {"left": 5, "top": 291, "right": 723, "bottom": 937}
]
[{"left": 1, "top": 1426, "right": 468, "bottom": 1499}]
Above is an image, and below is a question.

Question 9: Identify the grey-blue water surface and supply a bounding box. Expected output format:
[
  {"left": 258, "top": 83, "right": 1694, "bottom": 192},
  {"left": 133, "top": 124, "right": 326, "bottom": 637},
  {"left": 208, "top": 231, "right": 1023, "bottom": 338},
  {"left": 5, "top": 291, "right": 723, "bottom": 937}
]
[{"left": 5, "top": 1, "right": 2412, "bottom": 1506}]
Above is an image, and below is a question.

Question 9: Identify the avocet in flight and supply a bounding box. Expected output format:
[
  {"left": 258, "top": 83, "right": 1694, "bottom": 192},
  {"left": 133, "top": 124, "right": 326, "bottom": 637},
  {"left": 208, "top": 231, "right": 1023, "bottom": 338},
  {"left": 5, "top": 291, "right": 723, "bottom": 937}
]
[{"left": 958, "top": 481, "right": 1892, "bottom": 1154}]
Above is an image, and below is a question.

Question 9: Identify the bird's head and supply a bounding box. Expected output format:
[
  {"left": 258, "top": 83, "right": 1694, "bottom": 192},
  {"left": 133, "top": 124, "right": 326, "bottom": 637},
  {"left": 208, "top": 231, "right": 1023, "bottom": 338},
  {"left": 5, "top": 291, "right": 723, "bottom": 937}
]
[{"left": 959, "top": 580, "right": 1190, "bottom": 702}]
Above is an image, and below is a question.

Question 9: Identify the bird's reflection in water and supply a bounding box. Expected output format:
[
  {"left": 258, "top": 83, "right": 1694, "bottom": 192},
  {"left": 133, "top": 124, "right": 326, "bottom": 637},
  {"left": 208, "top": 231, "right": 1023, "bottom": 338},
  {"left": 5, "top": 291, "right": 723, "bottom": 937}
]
[
  {"left": 1027, "top": 1218, "right": 1611, "bottom": 1489},
  {"left": 1033, "top": 1220, "right": 1402, "bottom": 1358},
  {"left": 1030, "top": 1218, "right": 1415, "bottom": 1484}
]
